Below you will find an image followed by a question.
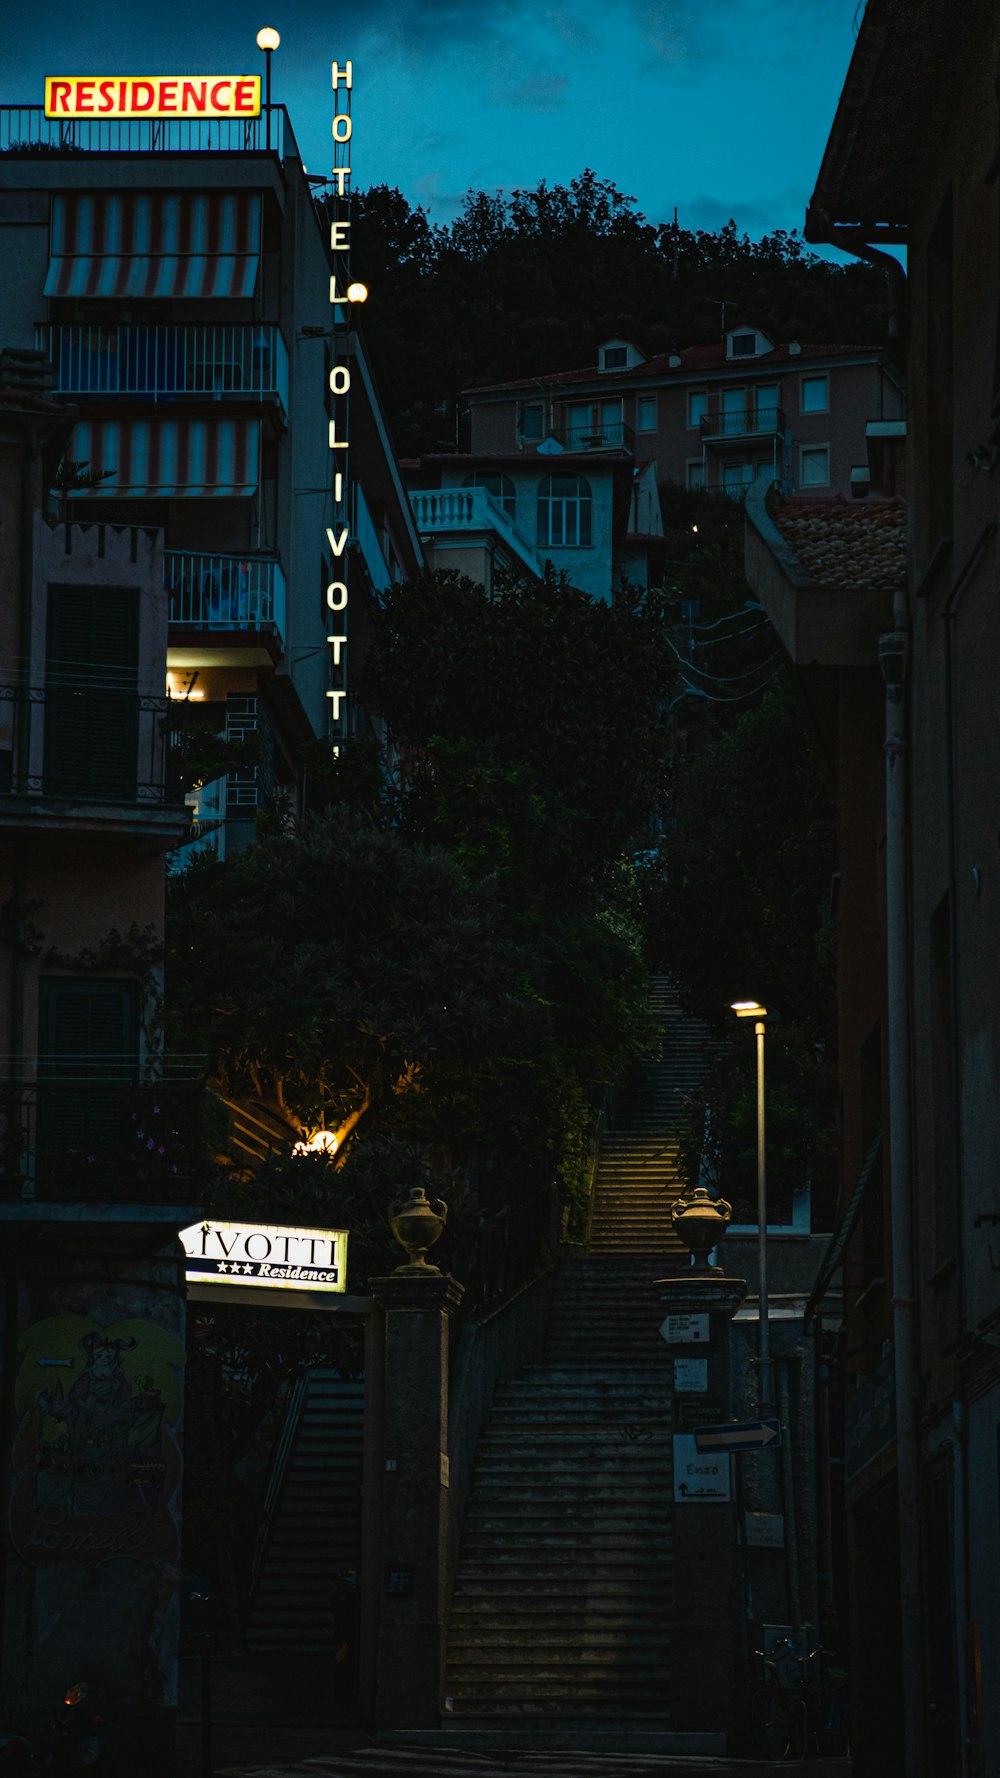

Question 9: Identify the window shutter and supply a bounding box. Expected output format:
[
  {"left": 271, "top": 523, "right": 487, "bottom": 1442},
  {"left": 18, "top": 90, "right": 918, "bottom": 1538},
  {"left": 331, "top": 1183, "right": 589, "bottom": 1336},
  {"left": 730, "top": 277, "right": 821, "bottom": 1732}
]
[
  {"left": 37, "top": 978, "right": 136, "bottom": 1159},
  {"left": 45, "top": 585, "right": 139, "bottom": 799}
]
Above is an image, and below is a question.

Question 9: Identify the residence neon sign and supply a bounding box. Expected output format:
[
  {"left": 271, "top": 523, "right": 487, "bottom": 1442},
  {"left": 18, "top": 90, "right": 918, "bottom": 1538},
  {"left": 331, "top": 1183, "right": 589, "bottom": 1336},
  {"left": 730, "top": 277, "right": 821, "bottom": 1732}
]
[
  {"left": 44, "top": 76, "right": 261, "bottom": 118},
  {"left": 325, "top": 58, "right": 357, "bottom": 752},
  {"left": 180, "top": 1221, "right": 348, "bottom": 1293}
]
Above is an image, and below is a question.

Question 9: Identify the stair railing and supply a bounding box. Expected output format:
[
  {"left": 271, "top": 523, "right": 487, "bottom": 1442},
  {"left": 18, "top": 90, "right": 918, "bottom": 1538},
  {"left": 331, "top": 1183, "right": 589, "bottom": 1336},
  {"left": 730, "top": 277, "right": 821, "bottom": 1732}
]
[{"left": 247, "top": 1370, "right": 309, "bottom": 1607}]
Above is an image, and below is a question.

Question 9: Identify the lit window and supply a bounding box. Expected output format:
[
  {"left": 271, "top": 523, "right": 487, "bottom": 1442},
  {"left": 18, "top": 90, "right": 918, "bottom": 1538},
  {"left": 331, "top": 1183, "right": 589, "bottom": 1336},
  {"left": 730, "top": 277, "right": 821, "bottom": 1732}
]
[
  {"left": 462, "top": 472, "right": 517, "bottom": 519},
  {"left": 800, "top": 446, "right": 830, "bottom": 487},
  {"left": 520, "top": 403, "right": 543, "bottom": 442},
  {"left": 730, "top": 332, "right": 757, "bottom": 357},
  {"left": 801, "top": 374, "right": 829, "bottom": 414},
  {"left": 637, "top": 395, "right": 656, "bottom": 432},
  {"left": 688, "top": 391, "right": 707, "bottom": 428},
  {"left": 537, "top": 474, "right": 592, "bottom": 547},
  {"left": 603, "top": 346, "right": 628, "bottom": 369}
]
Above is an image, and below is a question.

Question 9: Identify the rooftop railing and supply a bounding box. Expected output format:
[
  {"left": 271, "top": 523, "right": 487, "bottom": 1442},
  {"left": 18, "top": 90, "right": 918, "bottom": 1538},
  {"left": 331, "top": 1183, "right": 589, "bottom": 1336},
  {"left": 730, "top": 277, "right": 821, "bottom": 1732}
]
[
  {"left": 37, "top": 324, "right": 289, "bottom": 410},
  {"left": 164, "top": 551, "right": 286, "bottom": 647},
  {"left": 0, "top": 104, "right": 291, "bottom": 158}
]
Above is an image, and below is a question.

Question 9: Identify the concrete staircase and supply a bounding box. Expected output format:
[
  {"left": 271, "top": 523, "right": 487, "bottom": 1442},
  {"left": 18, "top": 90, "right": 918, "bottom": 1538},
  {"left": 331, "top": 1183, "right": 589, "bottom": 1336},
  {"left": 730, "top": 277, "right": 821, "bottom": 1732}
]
[
  {"left": 589, "top": 976, "right": 713, "bottom": 1256},
  {"left": 443, "top": 980, "right": 716, "bottom": 1728},
  {"left": 247, "top": 1372, "right": 364, "bottom": 1651}
]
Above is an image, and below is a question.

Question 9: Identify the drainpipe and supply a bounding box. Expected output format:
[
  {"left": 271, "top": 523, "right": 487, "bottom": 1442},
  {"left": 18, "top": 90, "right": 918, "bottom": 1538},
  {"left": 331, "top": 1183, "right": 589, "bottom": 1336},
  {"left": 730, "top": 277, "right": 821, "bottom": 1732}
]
[
  {"left": 879, "top": 619, "right": 923, "bottom": 1778},
  {"left": 803, "top": 212, "right": 906, "bottom": 354},
  {"left": 942, "top": 520, "right": 996, "bottom": 1778}
]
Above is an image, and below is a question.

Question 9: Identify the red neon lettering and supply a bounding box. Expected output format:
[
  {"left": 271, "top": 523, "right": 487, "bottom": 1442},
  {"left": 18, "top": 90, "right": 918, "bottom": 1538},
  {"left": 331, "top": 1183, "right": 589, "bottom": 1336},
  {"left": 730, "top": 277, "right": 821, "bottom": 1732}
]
[
  {"left": 50, "top": 81, "right": 72, "bottom": 114},
  {"left": 97, "top": 80, "right": 115, "bottom": 113},
  {"left": 209, "top": 80, "right": 233, "bottom": 111},
  {"left": 76, "top": 80, "right": 95, "bottom": 112},
  {"left": 233, "top": 78, "right": 255, "bottom": 114},
  {"left": 158, "top": 80, "right": 178, "bottom": 112},
  {"left": 132, "top": 80, "right": 155, "bottom": 113},
  {"left": 181, "top": 79, "right": 207, "bottom": 113}
]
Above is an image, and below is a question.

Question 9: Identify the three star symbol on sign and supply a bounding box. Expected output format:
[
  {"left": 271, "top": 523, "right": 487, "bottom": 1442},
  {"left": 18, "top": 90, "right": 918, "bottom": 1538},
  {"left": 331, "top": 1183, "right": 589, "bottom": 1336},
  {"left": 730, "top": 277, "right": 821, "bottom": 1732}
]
[{"left": 217, "top": 1262, "right": 255, "bottom": 1273}]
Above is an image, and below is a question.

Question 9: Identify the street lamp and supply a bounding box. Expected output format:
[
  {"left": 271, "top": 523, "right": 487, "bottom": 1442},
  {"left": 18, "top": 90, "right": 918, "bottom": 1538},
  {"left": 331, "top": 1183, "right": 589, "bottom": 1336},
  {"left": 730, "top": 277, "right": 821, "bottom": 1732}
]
[
  {"left": 730, "top": 999, "right": 776, "bottom": 1413},
  {"left": 256, "top": 27, "right": 280, "bottom": 149}
]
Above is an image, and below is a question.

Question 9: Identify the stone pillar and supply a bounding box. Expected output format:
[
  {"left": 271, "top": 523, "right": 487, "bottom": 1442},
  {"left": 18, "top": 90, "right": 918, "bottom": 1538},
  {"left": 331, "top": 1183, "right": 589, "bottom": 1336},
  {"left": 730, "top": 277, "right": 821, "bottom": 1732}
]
[
  {"left": 657, "top": 1271, "right": 747, "bottom": 1750},
  {"left": 368, "top": 1272, "right": 463, "bottom": 1729}
]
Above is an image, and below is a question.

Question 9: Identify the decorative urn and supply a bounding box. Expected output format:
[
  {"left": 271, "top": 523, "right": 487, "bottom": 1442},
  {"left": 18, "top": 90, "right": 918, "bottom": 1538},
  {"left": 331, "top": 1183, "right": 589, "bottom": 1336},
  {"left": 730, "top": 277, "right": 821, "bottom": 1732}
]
[
  {"left": 671, "top": 1186, "right": 732, "bottom": 1270},
  {"left": 389, "top": 1184, "right": 449, "bottom": 1275}
]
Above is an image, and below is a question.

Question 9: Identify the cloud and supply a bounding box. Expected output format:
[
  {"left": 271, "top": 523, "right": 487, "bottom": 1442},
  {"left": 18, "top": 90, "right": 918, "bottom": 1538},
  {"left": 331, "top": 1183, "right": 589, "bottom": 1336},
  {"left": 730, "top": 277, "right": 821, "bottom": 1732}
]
[
  {"left": 503, "top": 74, "right": 567, "bottom": 112},
  {"left": 677, "top": 187, "right": 812, "bottom": 238}
]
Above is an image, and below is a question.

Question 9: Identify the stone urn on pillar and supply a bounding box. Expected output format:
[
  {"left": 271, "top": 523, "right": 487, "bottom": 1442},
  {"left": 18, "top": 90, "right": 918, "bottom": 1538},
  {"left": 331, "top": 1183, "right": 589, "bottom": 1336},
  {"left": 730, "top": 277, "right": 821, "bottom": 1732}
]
[
  {"left": 671, "top": 1185, "right": 732, "bottom": 1271},
  {"left": 389, "top": 1184, "right": 449, "bottom": 1275}
]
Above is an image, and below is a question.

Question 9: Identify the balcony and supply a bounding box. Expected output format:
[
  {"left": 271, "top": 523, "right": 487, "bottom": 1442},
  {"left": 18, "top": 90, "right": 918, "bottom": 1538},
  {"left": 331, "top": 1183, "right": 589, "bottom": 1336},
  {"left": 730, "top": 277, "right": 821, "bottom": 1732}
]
[
  {"left": 353, "top": 483, "right": 394, "bottom": 594},
  {"left": 529, "top": 420, "right": 634, "bottom": 454},
  {"left": 165, "top": 552, "right": 286, "bottom": 653},
  {"left": 700, "top": 406, "right": 786, "bottom": 442},
  {"left": 410, "top": 486, "right": 543, "bottom": 578},
  {"left": 0, "top": 1064, "right": 204, "bottom": 1213},
  {"left": 37, "top": 324, "right": 288, "bottom": 413},
  {"left": 0, "top": 103, "right": 290, "bottom": 157},
  {"left": 0, "top": 681, "right": 185, "bottom": 836}
]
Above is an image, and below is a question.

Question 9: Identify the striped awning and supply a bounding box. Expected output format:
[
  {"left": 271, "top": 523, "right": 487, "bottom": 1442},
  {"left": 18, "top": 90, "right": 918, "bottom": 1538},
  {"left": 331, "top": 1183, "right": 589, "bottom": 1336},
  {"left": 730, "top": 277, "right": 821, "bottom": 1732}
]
[
  {"left": 45, "top": 193, "right": 261, "bottom": 300},
  {"left": 69, "top": 418, "right": 260, "bottom": 498}
]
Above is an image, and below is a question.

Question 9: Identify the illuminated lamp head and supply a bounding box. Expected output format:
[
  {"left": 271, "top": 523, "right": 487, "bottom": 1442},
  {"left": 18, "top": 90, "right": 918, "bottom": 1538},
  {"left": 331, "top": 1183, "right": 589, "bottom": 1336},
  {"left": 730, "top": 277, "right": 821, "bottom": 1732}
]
[
  {"left": 292, "top": 1129, "right": 339, "bottom": 1158},
  {"left": 256, "top": 26, "right": 281, "bottom": 50},
  {"left": 346, "top": 281, "right": 369, "bottom": 304}
]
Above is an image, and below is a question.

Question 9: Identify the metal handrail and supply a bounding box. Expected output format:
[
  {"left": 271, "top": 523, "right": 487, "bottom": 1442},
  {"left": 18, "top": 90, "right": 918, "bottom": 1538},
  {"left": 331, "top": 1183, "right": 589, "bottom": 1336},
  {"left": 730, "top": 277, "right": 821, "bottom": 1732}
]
[
  {"left": 0, "top": 104, "right": 291, "bottom": 157},
  {"left": 701, "top": 406, "right": 786, "bottom": 439},
  {"left": 248, "top": 1372, "right": 310, "bottom": 1604},
  {"left": 164, "top": 551, "right": 286, "bottom": 644},
  {"left": 0, "top": 680, "right": 180, "bottom": 806}
]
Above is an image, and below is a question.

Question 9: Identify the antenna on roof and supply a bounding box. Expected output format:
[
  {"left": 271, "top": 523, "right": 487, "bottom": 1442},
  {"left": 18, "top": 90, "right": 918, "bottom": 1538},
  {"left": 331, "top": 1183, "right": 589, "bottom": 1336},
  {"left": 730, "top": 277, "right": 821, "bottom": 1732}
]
[
  {"left": 672, "top": 206, "right": 679, "bottom": 280},
  {"left": 705, "top": 297, "right": 732, "bottom": 338}
]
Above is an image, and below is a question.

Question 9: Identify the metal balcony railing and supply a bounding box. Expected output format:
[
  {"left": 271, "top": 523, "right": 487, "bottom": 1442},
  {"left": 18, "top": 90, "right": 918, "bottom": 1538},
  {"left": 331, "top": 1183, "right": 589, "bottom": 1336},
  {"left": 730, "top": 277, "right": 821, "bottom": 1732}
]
[
  {"left": 0, "top": 1063, "right": 204, "bottom": 1203},
  {"left": 409, "top": 486, "right": 543, "bottom": 577},
  {"left": 554, "top": 420, "right": 635, "bottom": 453},
  {"left": 0, "top": 682, "right": 180, "bottom": 808},
  {"left": 700, "top": 406, "right": 786, "bottom": 440},
  {"left": 0, "top": 104, "right": 290, "bottom": 157},
  {"left": 37, "top": 324, "right": 289, "bottom": 409},
  {"left": 164, "top": 552, "right": 286, "bottom": 646}
]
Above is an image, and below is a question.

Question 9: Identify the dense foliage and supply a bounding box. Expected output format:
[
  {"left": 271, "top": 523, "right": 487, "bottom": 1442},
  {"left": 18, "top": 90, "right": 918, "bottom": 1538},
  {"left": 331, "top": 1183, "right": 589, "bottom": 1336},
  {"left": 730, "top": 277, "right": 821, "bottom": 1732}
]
[{"left": 346, "top": 171, "right": 887, "bottom": 450}]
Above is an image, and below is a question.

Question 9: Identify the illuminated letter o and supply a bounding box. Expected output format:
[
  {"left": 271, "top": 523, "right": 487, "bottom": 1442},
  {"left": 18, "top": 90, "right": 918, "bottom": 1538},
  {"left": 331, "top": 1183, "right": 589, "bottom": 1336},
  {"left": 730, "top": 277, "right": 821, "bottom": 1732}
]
[{"left": 328, "top": 366, "right": 351, "bottom": 395}]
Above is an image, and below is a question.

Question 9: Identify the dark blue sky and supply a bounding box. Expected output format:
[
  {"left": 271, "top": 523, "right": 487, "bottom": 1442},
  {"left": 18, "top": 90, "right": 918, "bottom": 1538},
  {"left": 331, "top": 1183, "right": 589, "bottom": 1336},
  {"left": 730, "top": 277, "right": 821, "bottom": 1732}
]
[{"left": 8, "top": 2, "right": 859, "bottom": 237}]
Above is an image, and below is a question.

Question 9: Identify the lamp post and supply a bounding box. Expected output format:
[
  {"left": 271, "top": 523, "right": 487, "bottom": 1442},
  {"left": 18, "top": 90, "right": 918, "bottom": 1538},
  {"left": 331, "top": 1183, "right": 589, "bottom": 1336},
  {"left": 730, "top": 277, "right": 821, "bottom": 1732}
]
[
  {"left": 256, "top": 26, "right": 280, "bottom": 149},
  {"left": 731, "top": 999, "right": 775, "bottom": 1414}
]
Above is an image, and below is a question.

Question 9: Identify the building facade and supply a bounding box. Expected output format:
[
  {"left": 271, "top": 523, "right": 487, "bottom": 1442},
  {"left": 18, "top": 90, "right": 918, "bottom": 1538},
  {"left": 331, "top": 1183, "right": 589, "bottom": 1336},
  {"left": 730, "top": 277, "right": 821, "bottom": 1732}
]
[
  {"left": 0, "top": 95, "right": 422, "bottom": 864},
  {"left": 745, "top": 3, "right": 1000, "bottom": 1773}
]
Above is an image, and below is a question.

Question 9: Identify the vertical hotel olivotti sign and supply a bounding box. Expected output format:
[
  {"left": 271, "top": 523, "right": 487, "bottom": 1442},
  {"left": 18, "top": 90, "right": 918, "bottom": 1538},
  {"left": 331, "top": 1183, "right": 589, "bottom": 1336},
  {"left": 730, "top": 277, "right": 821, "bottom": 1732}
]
[{"left": 325, "top": 57, "right": 365, "bottom": 756}]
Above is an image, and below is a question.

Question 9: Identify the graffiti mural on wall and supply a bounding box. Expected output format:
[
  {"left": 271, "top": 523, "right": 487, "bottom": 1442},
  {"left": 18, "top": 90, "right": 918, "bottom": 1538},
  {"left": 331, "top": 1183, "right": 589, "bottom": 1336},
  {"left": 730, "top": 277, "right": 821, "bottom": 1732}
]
[{"left": 9, "top": 1315, "right": 185, "bottom": 1563}]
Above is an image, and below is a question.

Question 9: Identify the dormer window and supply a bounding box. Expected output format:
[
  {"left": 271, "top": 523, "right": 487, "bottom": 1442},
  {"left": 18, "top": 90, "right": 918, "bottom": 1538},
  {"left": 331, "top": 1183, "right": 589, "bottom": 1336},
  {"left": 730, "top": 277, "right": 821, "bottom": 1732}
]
[
  {"left": 598, "top": 338, "right": 644, "bottom": 374},
  {"left": 730, "top": 332, "right": 757, "bottom": 357},
  {"left": 603, "top": 346, "right": 628, "bottom": 370}
]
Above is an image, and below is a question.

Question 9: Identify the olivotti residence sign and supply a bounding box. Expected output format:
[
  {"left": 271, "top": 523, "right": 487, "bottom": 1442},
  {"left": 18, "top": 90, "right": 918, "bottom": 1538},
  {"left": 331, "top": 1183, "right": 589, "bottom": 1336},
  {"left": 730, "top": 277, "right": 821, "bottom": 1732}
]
[
  {"left": 44, "top": 76, "right": 261, "bottom": 118},
  {"left": 180, "top": 1221, "right": 348, "bottom": 1292}
]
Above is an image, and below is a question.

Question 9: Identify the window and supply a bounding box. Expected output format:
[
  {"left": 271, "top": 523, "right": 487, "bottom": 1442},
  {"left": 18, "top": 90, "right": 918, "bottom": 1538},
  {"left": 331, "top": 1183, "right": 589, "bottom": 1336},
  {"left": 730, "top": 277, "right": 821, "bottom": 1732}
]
[
  {"left": 800, "top": 445, "right": 830, "bottom": 488},
  {"left": 755, "top": 384, "right": 780, "bottom": 427},
  {"left": 519, "top": 403, "right": 543, "bottom": 443},
  {"left": 637, "top": 395, "right": 656, "bottom": 432},
  {"left": 687, "top": 390, "right": 707, "bottom": 428},
  {"left": 44, "top": 585, "right": 138, "bottom": 801},
  {"left": 801, "top": 374, "right": 829, "bottom": 414},
  {"left": 537, "top": 474, "right": 592, "bottom": 547},
  {"left": 37, "top": 977, "right": 137, "bottom": 1164},
  {"left": 565, "top": 400, "right": 622, "bottom": 448},
  {"left": 723, "top": 462, "right": 755, "bottom": 494},
  {"left": 462, "top": 472, "right": 517, "bottom": 519},
  {"left": 602, "top": 346, "right": 627, "bottom": 370},
  {"left": 730, "top": 332, "right": 757, "bottom": 357},
  {"left": 686, "top": 461, "right": 705, "bottom": 491}
]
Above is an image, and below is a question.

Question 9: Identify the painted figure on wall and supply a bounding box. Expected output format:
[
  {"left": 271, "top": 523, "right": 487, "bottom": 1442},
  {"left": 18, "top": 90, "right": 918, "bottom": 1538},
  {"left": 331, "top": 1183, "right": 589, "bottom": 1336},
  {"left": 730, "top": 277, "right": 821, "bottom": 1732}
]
[{"left": 9, "top": 1314, "right": 184, "bottom": 1563}]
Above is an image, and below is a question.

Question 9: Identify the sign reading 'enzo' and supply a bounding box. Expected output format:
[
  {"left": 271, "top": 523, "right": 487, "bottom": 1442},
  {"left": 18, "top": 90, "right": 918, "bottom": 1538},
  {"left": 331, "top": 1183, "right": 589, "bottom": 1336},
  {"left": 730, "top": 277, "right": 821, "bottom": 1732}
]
[
  {"left": 44, "top": 76, "right": 261, "bottom": 119},
  {"left": 180, "top": 1221, "right": 348, "bottom": 1293}
]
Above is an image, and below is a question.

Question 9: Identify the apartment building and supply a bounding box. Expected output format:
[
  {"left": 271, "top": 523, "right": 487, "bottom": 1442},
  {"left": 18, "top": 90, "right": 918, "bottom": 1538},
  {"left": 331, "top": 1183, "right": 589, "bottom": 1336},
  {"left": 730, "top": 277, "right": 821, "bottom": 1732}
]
[
  {"left": 0, "top": 94, "right": 422, "bottom": 863},
  {"left": 744, "top": 4, "right": 1000, "bottom": 1774}
]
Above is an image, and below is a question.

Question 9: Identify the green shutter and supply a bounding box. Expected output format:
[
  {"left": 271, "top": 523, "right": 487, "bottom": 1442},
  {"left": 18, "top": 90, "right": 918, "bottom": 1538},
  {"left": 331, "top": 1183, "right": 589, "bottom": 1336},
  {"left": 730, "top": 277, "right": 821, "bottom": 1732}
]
[
  {"left": 44, "top": 585, "right": 139, "bottom": 800},
  {"left": 37, "top": 978, "right": 137, "bottom": 1160}
]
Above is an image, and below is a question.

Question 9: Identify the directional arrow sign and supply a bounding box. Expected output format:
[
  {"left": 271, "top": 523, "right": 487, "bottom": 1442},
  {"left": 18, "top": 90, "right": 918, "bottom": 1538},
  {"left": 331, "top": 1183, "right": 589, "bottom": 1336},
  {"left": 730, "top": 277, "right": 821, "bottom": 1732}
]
[{"left": 694, "top": 1418, "right": 782, "bottom": 1454}]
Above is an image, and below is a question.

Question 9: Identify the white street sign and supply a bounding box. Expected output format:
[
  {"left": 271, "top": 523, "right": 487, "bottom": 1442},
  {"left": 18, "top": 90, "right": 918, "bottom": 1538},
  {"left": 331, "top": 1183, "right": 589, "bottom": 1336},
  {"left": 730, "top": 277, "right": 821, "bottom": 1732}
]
[
  {"left": 672, "top": 1432, "right": 732, "bottom": 1502},
  {"left": 746, "top": 1511, "right": 785, "bottom": 1548},
  {"left": 660, "top": 1312, "right": 710, "bottom": 1345},
  {"left": 673, "top": 1358, "right": 709, "bottom": 1393}
]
